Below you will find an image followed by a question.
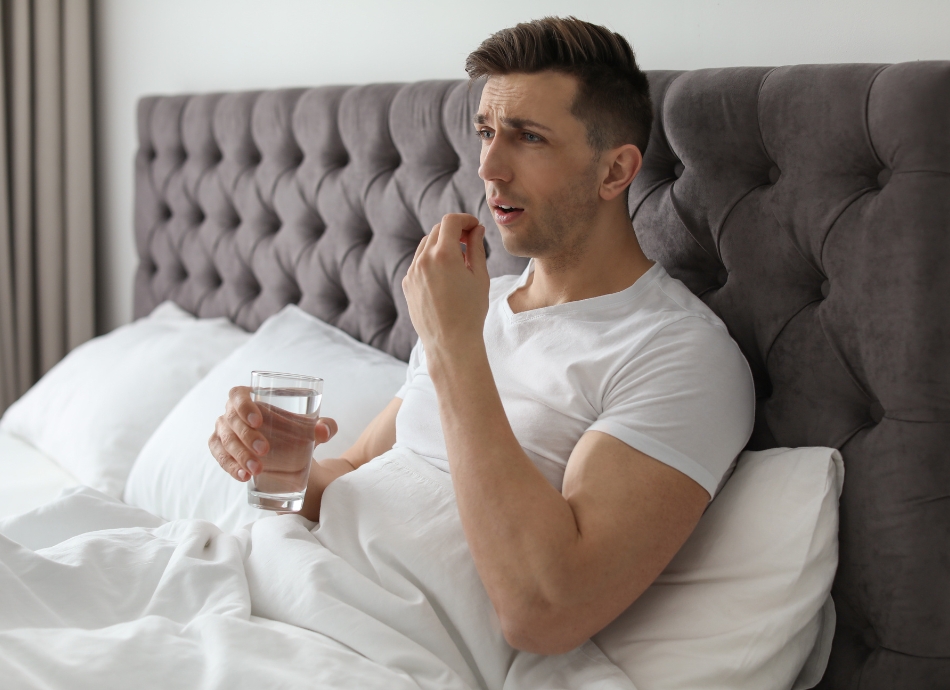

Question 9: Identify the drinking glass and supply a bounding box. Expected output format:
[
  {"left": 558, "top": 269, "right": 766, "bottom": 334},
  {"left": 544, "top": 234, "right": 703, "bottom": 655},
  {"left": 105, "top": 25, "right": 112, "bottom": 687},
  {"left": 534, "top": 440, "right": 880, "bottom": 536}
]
[{"left": 247, "top": 371, "right": 323, "bottom": 511}]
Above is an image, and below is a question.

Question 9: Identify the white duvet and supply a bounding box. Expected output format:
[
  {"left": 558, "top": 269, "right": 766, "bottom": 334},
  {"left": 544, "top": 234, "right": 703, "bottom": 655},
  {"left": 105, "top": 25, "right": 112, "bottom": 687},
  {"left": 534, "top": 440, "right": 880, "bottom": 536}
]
[{"left": 0, "top": 448, "right": 634, "bottom": 690}]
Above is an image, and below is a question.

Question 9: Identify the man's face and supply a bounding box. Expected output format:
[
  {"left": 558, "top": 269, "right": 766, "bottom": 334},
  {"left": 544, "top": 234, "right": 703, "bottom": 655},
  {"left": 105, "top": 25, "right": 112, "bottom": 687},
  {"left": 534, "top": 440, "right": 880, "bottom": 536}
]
[{"left": 475, "top": 72, "right": 602, "bottom": 263}]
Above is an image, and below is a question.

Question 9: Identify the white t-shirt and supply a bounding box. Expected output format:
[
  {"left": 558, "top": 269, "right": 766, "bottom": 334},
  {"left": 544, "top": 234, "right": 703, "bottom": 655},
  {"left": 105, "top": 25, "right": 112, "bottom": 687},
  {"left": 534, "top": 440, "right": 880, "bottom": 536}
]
[{"left": 394, "top": 261, "right": 755, "bottom": 499}]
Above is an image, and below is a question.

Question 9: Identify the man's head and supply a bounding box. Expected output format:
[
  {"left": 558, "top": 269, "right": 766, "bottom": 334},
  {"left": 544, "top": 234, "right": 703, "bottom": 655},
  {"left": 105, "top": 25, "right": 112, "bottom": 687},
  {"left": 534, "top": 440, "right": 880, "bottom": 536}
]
[
  {"left": 466, "top": 16, "right": 652, "bottom": 156},
  {"left": 466, "top": 17, "right": 652, "bottom": 265}
]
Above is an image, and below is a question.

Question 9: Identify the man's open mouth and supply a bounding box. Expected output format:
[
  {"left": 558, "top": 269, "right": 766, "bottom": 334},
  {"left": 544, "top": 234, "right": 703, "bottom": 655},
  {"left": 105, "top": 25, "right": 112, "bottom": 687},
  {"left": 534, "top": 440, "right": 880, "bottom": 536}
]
[{"left": 491, "top": 204, "right": 525, "bottom": 224}]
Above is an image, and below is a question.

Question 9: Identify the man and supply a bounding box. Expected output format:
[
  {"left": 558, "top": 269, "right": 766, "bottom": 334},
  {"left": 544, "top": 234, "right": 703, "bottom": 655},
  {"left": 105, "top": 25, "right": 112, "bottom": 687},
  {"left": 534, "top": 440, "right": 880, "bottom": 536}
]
[{"left": 209, "top": 16, "right": 754, "bottom": 656}]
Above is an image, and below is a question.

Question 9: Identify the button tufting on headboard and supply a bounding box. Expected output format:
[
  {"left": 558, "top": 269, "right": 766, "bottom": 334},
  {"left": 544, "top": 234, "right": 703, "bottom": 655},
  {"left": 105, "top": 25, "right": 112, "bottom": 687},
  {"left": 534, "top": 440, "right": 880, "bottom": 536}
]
[
  {"left": 628, "top": 62, "right": 950, "bottom": 688},
  {"left": 134, "top": 80, "right": 529, "bottom": 361},
  {"left": 868, "top": 400, "right": 885, "bottom": 424}
]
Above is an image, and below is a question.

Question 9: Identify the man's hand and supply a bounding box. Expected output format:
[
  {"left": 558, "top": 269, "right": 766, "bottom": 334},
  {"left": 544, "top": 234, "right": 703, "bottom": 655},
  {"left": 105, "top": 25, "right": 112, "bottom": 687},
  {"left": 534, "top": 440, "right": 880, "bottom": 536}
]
[
  {"left": 208, "top": 385, "right": 337, "bottom": 482},
  {"left": 209, "top": 388, "right": 403, "bottom": 522},
  {"left": 402, "top": 213, "right": 491, "bottom": 354}
]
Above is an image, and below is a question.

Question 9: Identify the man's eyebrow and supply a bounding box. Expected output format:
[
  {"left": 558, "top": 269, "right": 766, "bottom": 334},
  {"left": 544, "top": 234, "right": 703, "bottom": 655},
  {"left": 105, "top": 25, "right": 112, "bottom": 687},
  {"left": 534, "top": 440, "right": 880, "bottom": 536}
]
[{"left": 473, "top": 113, "right": 553, "bottom": 133}]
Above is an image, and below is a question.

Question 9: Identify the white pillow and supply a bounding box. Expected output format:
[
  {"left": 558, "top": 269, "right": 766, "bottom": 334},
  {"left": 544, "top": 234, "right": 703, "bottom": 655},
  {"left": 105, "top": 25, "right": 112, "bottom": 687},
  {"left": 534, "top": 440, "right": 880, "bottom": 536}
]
[
  {"left": 0, "top": 302, "right": 249, "bottom": 497},
  {"left": 593, "top": 446, "right": 843, "bottom": 690},
  {"left": 124, "top": 305, "right": 409, "bottom": 532}
]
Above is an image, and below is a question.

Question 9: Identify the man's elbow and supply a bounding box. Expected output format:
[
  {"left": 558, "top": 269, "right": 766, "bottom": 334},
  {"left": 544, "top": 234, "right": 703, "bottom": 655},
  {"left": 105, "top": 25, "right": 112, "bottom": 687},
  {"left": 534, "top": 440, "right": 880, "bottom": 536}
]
[{"left": 498, "top": 607, "right": 590, "bottom": 656}]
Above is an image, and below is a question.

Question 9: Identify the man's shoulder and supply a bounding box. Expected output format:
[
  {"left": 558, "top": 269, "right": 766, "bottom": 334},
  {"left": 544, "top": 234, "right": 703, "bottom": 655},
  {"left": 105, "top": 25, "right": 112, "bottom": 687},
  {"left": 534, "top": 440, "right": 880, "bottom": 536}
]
[
  {"left": 613, "top": 268, "right": 749, "bottom": 380},
  {"left": 585, "top": 266, "right": 731, "bottom": 347},
  {"left": 641, "top": 267, "right": 727, "bottom": 331}
]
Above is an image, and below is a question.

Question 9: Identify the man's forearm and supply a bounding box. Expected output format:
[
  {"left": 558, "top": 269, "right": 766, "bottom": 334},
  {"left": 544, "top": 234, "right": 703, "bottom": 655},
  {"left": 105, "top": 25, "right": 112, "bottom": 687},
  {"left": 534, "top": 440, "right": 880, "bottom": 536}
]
[
  {"left": 297, "top": 456, "right": 357, "bottom": 521},
  {"left": 296, "top": 397, "right": 403, "bottom": 522},
  {"left": 426, "top": 342, "right": 584, "bottom": 634}
]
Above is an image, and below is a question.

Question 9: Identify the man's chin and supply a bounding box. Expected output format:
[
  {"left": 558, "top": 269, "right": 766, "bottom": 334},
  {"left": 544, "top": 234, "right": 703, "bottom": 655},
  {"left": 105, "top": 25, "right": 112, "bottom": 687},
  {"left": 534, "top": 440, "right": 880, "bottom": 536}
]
[{"left": 497, "top": 224, "right": 538, "bottom": 259}]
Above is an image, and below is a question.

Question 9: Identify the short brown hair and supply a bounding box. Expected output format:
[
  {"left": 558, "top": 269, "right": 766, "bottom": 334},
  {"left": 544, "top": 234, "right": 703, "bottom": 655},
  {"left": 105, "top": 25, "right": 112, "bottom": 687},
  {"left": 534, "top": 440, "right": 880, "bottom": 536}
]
[{"left": 465, "top": 17, "right": 653, "bottom": 155}]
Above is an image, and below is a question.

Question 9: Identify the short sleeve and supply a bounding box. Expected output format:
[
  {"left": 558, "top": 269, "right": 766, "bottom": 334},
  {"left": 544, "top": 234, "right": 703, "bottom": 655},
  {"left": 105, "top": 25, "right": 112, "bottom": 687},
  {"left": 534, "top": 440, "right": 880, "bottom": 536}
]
[
  {"left": 588, "top": 317, "right": 755, "bottom": 499},
  {"left": 395, "top": 339, "right": 424, "bottom": 400}
]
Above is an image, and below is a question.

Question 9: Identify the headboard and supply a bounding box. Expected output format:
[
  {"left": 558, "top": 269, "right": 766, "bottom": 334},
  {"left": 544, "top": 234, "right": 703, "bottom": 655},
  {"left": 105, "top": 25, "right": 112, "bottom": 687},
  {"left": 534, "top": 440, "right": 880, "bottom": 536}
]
[{"left": 134, "top": 63, "right": 950, "bottom": 688}]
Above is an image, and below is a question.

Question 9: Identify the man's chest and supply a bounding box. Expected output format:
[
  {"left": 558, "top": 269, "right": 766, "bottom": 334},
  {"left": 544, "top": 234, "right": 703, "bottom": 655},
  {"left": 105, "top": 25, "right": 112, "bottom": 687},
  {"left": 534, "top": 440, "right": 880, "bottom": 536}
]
[{"left": 481, "top": 314, "right": 631, "bottom": 465}]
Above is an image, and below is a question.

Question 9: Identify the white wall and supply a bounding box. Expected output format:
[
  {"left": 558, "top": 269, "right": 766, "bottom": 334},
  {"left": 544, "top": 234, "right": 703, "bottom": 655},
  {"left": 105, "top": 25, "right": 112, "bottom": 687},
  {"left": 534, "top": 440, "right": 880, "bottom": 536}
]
[{"left": 95, "top": 0, "right": 950, "bottom": 332}]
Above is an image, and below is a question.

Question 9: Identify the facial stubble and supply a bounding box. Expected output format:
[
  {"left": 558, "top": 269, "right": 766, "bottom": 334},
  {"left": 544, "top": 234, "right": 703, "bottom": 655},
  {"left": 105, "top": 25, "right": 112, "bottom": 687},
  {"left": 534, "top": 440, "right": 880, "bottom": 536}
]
[{"left": 497, "top": 159, "right": 602, "bottom": 274}]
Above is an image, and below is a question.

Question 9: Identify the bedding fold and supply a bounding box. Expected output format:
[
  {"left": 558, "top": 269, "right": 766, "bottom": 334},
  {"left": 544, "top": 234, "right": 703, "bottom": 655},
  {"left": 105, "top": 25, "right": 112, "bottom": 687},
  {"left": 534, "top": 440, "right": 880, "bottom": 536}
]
[{"left": 0, "top": 449, "right": 635, "bottom": 690}]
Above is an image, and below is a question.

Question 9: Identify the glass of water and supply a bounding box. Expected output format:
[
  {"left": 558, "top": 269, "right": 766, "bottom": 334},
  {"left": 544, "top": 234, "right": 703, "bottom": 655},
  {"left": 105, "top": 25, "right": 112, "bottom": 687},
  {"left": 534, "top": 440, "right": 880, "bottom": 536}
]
[{"left": 247, "top": 371, "right": 323, "bottom": 512}]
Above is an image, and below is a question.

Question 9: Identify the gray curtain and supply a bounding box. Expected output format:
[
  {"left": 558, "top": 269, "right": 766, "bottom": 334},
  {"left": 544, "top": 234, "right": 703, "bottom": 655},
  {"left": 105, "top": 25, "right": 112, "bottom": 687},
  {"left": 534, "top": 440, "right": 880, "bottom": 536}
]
[{"left": 0, "top": 0, "right": 95, "bottom": 415}]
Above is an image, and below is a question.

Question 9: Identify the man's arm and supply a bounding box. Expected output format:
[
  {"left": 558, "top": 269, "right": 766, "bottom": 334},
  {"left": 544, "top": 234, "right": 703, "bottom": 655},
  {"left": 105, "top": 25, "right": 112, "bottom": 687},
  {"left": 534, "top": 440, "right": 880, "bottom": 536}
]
[
  {"left": 403, "top": 214, "right": 708, "bottom": 654},
  {"left": 297, "top": 396, "right": 402, "bottom": 521},
  {"left": 209, "top": 387, "right": 401, "bottom": 522},
  {"left": 433, "top": 349, "right": 707, "bottom": 654}
]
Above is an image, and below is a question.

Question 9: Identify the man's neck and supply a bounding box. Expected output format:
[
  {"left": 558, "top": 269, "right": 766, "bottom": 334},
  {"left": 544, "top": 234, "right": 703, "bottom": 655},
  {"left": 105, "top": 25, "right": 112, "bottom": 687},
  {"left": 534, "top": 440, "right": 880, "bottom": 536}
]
[{"left": 507, "top": 207, "right": 654, "bottom": 314}]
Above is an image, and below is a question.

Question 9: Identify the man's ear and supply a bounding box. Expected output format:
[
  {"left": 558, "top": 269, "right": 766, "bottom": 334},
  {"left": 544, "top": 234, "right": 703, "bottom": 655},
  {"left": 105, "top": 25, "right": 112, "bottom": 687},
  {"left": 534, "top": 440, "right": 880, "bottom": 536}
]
[{"left": 598, "top": 144, "right": 643, "bottom": 201}]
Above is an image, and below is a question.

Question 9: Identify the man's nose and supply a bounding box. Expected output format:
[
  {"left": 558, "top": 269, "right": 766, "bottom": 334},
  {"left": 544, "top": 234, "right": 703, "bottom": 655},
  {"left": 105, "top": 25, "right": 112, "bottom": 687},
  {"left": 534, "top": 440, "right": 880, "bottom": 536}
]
[{"left": 478, "top": 138, "right": 512, "bottom": 183}]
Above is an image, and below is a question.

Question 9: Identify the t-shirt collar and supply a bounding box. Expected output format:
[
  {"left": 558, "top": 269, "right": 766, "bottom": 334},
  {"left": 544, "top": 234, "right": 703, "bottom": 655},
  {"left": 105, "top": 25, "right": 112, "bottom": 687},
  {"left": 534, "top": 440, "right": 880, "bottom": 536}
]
[{"left": 503, "top": 259, "right": 663, "bottom": 321}]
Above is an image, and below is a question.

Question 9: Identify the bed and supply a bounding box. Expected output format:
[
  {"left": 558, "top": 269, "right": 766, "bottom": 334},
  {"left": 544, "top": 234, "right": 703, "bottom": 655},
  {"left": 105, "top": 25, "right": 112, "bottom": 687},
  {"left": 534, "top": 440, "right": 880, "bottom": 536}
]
[{"left": 0, "top": 62, "right": 947, "bottom": 689}]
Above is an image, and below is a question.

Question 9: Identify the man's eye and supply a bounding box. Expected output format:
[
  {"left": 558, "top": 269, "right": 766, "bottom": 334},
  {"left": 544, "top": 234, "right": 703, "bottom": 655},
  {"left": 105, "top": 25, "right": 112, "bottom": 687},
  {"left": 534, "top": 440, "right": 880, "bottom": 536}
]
[
  {"left": 523, "top": 132, "right": 542, "bottom": 143},
  {"left": 477, "top": 129, "right": 493, "bottom": 140}
]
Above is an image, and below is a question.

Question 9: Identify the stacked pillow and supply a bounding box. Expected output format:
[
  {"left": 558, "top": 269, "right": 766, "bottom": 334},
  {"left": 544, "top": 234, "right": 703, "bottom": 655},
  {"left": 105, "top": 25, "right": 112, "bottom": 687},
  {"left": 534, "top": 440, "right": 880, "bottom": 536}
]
[{"left": 0, "top": 302, "right": 249, "bottom": 497}]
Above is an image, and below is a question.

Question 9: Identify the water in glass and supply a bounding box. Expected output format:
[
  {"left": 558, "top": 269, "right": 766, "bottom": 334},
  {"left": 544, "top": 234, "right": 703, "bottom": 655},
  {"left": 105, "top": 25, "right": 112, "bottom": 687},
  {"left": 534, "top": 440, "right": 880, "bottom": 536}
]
[{"left": 248, "top": 383, "right": 322, "bottom": 511}]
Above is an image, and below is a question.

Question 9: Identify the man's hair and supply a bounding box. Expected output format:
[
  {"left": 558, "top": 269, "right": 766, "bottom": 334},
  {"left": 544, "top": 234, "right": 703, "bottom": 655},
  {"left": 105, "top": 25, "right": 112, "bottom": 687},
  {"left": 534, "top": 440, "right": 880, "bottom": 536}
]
[{"left": 465, "top": 16, "right": 653, "bottom": 155}]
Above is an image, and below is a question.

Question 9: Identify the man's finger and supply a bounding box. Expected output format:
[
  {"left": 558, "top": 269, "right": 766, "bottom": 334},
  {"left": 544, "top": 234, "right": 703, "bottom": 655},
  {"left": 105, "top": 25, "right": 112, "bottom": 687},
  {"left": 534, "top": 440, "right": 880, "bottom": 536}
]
[
  {"left": 226, "top": 405, "right": 268, "bottom": 456},
  {"left": 315, "top": 417, "right": 339, "bottom": 444},
  {"left": 230, "top": 386, "right": 263, "bottom": 428},
  {"left": 216, "top": 416, "right": 259, "bottom": 476},
  {"left": 464, "top": 224, "right": 488, "bottom": 274},
  {"left": 209, "top": 433, "right": 248, "bottom": 481},
  {"left": 411, "top": 234, "right": 428, "bottom": 266},
  {"left": 428, "top": 221, "right": 442, "bottom": 247},
  {"left": 435, "top": 213, "right": 481, "bottom": 248}
]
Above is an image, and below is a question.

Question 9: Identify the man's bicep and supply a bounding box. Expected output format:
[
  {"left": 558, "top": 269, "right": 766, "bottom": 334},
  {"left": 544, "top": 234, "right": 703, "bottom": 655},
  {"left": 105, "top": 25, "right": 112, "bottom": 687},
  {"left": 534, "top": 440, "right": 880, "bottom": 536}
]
[{"left": 560, "top": 430, "right": 708, "bottom": 633}]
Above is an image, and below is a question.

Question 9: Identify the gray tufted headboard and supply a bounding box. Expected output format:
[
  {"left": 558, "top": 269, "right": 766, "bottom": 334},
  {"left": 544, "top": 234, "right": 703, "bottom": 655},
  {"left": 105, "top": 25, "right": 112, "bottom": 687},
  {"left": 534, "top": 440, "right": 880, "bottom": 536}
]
[
  {"left": 134, "top": 81, "right": 527, "bottom": 361},
  {"left": 134, "top": 63, "right": 950, "bottom": 688}
]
